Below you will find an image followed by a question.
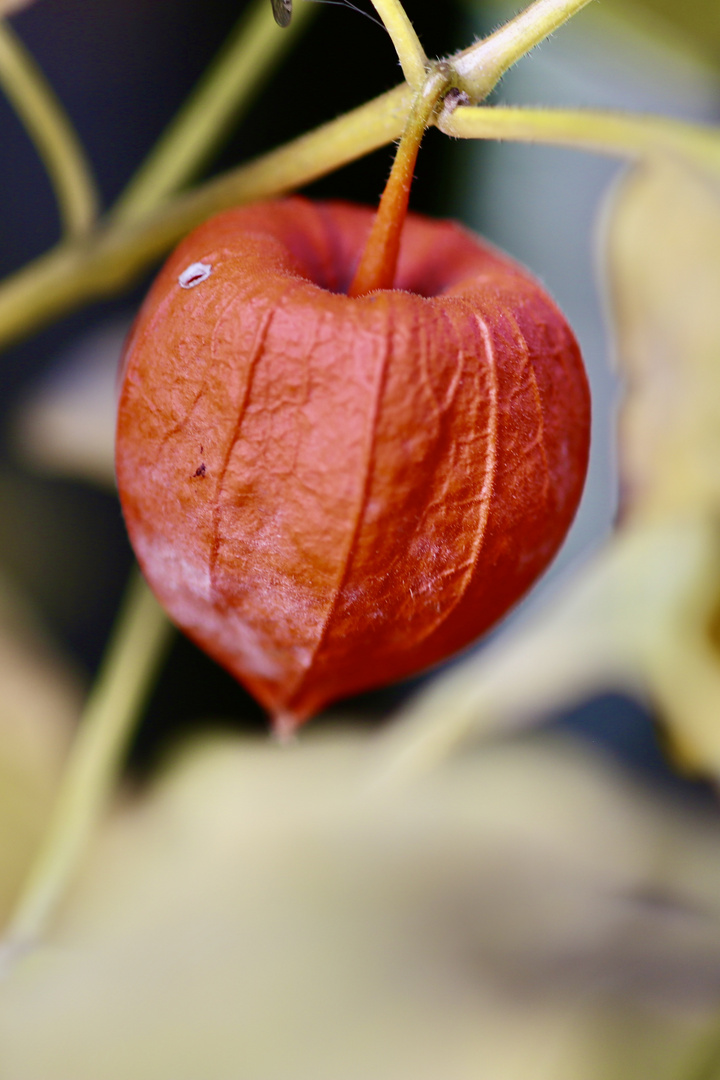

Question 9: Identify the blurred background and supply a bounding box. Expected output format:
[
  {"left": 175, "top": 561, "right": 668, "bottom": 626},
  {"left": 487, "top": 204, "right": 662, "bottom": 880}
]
[
  {"left": 0, "top": 0, "right": 718, "bottom": 783},
  {"left": 4, "top": 3, "right": 720, "bottom": 1077}
]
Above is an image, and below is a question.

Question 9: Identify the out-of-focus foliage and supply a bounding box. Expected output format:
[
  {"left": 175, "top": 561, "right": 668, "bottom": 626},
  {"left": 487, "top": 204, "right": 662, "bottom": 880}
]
[
  {"left": 612, "top": 0, "right": 720, "bottom": 69},
  {"left": 1, "top": 730, "right": 720, "bottom": 1079},
  {"left": 607, "top": 158, "right": 720, "bottom": 767},
  {"left": 0, "top": 577, "right": 77, "bottom": 922},
  {"left": 611, "top": 159, "right": 720, "bottom": 519}
]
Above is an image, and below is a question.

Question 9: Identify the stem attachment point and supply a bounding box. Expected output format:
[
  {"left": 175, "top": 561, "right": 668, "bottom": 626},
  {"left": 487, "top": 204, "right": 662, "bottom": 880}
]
[{"left": 348, "top": 64, "right": 452, "bottom": 298}]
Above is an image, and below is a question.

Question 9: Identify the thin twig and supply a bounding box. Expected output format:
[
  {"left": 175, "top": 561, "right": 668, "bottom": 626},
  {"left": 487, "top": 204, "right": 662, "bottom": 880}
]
[
  {"left": 0, "top": 19, "right": 99, "bottom": 236},
  {"left": 367, "top": 0, "right": 426, "bottom": 88},
  {"left": 0, "top": 84, "right": 412, "bottom": 352},
  {"left": 0, "top": 571, "right": 172, "bottom": 963},
  {"left": 113, "top": 0, "right": 317, "bottom": 225},
  {"left": 438, "top": 105, "right": 720, "bottom": 178}
]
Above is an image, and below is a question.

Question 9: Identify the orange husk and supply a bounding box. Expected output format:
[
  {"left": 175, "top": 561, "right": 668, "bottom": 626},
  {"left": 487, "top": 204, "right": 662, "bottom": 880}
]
[
  {"left": 348, "top": 84, "right": 431, "bottom": 298},
  {"left": 116, "top": 197, "right": 590, "bottom": 732}
]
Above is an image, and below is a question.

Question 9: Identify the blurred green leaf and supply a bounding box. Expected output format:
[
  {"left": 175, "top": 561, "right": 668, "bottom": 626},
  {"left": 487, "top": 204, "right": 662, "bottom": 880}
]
[{"left": 1, "top": 730, "right": 720, "bottom": 1078}]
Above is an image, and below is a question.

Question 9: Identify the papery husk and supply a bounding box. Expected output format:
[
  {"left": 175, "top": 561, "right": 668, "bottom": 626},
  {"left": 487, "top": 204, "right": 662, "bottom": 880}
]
[{"left": 116, "top": 198, "right": 589, "bottom": 730}]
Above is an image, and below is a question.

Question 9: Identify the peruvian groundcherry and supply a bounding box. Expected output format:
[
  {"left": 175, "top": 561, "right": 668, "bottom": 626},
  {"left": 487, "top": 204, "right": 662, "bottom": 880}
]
[{"left": 116, "top": 197, "right": 590, "bottom": 733}]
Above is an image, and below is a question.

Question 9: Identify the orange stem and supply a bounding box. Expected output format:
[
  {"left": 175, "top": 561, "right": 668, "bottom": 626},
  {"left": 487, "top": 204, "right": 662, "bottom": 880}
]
[{"left": 348, "top": 66, "right": 451, "bottom": 298}]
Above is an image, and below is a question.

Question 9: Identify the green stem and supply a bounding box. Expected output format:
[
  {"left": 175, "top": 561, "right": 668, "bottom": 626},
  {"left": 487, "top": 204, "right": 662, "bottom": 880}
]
[
  {"left": 0, "top": 0, "right": 603, "bottom": 348},
  {"left": 452, "top": 0, "right": 595, "bottom": 101},
  {"left": 438, "top": 105, "right": 720, "bottom": 178},
  {"left": 112, "top": 0, "right": 316, "bottom": 225},
  {"left": 0, "top": 84, "right": 411, "bottom": 352},
  {"left": 368, "top": 0, "right": 426, "bottom": 89},
  {"left": 2, "top": 0, "right": 711, "bottom": 359},
  {"left": 0, "top": 19, "right": 99, "bottom": 236},
  {"left": 1, "top": 571, "right": 172, "bottom": 956}
]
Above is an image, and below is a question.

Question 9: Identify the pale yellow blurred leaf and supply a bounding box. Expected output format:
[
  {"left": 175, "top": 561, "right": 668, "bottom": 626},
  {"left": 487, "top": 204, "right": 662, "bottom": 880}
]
[
  {"left": 601, "top": 157, "right": 720, "bottom": 768},
  {"left": 1, "top": 731, "right": 719, "bottom": 1078},
  {"left": 608, "top": 159, "right": 720, "bottom": 518}
]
